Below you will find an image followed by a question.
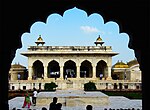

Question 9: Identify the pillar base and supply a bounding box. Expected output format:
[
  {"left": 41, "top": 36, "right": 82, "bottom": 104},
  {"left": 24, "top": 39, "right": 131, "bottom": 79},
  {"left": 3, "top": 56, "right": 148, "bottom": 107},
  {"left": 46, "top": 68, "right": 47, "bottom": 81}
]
[
  {"left": 92, "top": 76, "right": 97, "bottom": 79},
  {"left": 28, "top": 77, "right": 32, "bottom": 80},
  {"left": 42, "top": 77, "right": 49, "bottom": 80},
  {"left": 106, "top": 77, "right": 112, "bottom": 80},
  {"left": 57, "top": 78, "right": 64, "bottom": 80}
]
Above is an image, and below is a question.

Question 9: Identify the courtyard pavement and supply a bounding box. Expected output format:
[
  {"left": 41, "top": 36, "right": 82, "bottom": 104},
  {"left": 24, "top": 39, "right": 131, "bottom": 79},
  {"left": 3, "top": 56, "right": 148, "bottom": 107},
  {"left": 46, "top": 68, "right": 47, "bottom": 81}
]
[{"left": 9, "top": 96, "right": 142, "bottom": 110}]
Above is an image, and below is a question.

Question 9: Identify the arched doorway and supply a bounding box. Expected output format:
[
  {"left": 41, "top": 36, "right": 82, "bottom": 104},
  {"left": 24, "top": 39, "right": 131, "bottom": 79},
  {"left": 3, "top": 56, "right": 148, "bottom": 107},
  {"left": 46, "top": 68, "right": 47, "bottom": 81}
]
[
  {"left": 64, "top": 60, "right": 76, "bottom": 78},
  {"left": 1, "top": 1, "right": 148, "bottom": 109},
  {"left": 96, "top": 60, "right": 107, "bottom": 79},
  {"left": 48, "top": 60, "right": 60, "bottom": 78},
  {"left": 80, "top": 60, "right": 92, "bottom": 78},
  {"left": 33, "top": 60, "right": 44, "bottom": 79}
]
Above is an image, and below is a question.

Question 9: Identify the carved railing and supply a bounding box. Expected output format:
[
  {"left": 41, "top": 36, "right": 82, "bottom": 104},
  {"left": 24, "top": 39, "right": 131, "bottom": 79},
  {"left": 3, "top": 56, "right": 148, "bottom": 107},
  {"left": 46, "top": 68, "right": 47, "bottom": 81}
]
[{"left": 28, "top": 46, "right": 112, "bottom": 52}]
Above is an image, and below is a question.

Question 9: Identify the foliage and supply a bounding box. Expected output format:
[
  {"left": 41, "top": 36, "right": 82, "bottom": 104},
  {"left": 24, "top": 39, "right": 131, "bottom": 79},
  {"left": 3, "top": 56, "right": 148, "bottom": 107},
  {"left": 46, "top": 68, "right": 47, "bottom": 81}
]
[
  {"left": 102, "top": 90, "right": 142, "bottom": 99},
  {"left": 84, "top": 81, "right": 97, "bottom": 91},
  {"left": 44, "top": 82, "right": 58, "bottom": 91}
]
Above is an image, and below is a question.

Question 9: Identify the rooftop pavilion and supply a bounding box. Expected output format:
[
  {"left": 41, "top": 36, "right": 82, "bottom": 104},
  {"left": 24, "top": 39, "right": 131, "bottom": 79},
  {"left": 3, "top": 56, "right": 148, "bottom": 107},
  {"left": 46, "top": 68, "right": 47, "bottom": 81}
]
[{"left": 21, "top": 35, "right": 118, "bottom": 56}]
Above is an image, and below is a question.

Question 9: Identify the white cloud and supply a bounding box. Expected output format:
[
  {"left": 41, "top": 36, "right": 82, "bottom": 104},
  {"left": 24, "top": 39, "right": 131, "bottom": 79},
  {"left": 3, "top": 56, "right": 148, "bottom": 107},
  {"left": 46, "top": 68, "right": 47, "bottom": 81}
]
[{"left": 80, "top": 26, "right": 99, "bottom": 33}]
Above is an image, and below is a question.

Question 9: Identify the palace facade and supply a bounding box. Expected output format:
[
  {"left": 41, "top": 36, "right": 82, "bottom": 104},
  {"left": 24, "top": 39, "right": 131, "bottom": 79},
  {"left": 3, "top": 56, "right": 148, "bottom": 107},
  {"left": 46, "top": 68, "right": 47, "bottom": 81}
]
[{"left": 9, "top": 35, "right": 141, "bottom": 90}]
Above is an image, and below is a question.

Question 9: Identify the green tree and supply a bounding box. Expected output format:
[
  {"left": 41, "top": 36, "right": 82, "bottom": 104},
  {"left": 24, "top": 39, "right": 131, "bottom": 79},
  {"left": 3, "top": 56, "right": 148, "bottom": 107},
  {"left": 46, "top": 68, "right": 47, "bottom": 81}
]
[
  {"left": 44, "top": 82, "right": 58, "bottom": 91},
  {"left": 84, "top": 81, "right": 97, "bottom": 91}
]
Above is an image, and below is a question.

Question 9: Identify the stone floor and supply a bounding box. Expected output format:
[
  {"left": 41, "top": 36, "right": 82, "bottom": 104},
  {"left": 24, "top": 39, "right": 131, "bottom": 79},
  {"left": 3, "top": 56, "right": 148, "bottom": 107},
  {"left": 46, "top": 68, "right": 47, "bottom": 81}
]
[
  {"left": 36, "top": 90, "right": 109, "bottom": 106},
  {"left": 9, "top": 96, "right": 142, "bottom": 110}
]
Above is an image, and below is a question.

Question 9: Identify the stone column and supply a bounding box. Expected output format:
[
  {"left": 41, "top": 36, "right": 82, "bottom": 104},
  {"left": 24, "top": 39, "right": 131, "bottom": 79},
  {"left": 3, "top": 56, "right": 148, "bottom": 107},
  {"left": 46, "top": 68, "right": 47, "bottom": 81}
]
[
  {"left": 60, "top": 66, "right": 64, "bottom": 79},
  {"left": 107, "top": 66, "right": 112, "bottom": 80},
  {"left": 76, "top": 66, "right": 80, "bottom": 78},
  {"left": 28, "top": 66, "right": 33, "bottom": 80},
  {"left": 44, "top": 65, "right": 48, "bottom": 79},
  {"left": 10, "top": 72, "right": 14, "bottom": 81},
  {"left": 92, "top": 65, "right": 96, "bottom": 78}
]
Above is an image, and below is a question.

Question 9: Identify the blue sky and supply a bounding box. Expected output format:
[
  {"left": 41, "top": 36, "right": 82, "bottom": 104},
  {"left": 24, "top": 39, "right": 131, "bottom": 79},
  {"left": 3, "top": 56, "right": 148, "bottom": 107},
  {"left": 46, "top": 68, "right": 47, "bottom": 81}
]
[{"left": 12, "top": 7, "right": 135, "bottom": 68}]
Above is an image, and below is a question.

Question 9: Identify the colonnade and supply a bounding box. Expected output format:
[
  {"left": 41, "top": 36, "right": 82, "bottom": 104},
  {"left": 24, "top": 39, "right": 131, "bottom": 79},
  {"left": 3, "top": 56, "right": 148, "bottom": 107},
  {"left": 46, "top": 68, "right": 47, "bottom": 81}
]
[{"left": 27, "top": 59, "right": 112, "bottom": 80}]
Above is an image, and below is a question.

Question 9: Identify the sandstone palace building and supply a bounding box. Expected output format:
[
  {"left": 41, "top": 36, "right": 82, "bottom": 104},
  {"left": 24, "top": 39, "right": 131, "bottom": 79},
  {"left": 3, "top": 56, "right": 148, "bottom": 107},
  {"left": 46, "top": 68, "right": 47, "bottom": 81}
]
[{"left": 9, "top": 35, "right": 141, "bottom": 90}]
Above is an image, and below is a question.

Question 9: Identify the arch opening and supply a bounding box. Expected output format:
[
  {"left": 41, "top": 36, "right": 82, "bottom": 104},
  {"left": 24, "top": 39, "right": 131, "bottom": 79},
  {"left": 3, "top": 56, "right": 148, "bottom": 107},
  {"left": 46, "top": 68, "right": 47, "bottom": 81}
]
[
  {"left": 80, "top": 60, "right": 92, "bottom": 78},
  {"left": 33, "top": 60, "right": 44, "bottom": 79},
  {"left": 64, "top": 60, "right": 76, "bottom": 79},
  {"left": 1, "top": 1, "right": 147, "bottom": 109},
  {"left": 13, "top": 7, "right": 134, "bottom": 69},
  {"left": 48, "top": 60, "right": 60, "bottom": 78},
  {"left": 11, "top": 7, "right": 136, "bottom": 83},
  {"left": 96, "top": 60, "right": 107, "bottom": 79}
]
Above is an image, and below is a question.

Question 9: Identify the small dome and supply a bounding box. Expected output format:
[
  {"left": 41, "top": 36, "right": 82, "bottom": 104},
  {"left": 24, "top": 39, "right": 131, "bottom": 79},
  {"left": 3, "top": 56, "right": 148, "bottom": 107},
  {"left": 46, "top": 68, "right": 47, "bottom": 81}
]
[
  {"left": 127, "top": 59, "right": 139, "bottom": 67},
  {"left": 35, "top": 35, "right": 45, "bottom": 46},
  {"left": 94, "top": 35, "right": 104, "bottom": 46},
  {"left": 113, "top": 60, "right": 129, "bottom": 68},
  {"left": 37, "top": 36, "right": 43, "bottom": 41},
  {"left": 96, "top": 36, "right": 102, "bottom": 41},
  {"left": 11, "top": 63, "right": 26, "bottom": 69}
]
